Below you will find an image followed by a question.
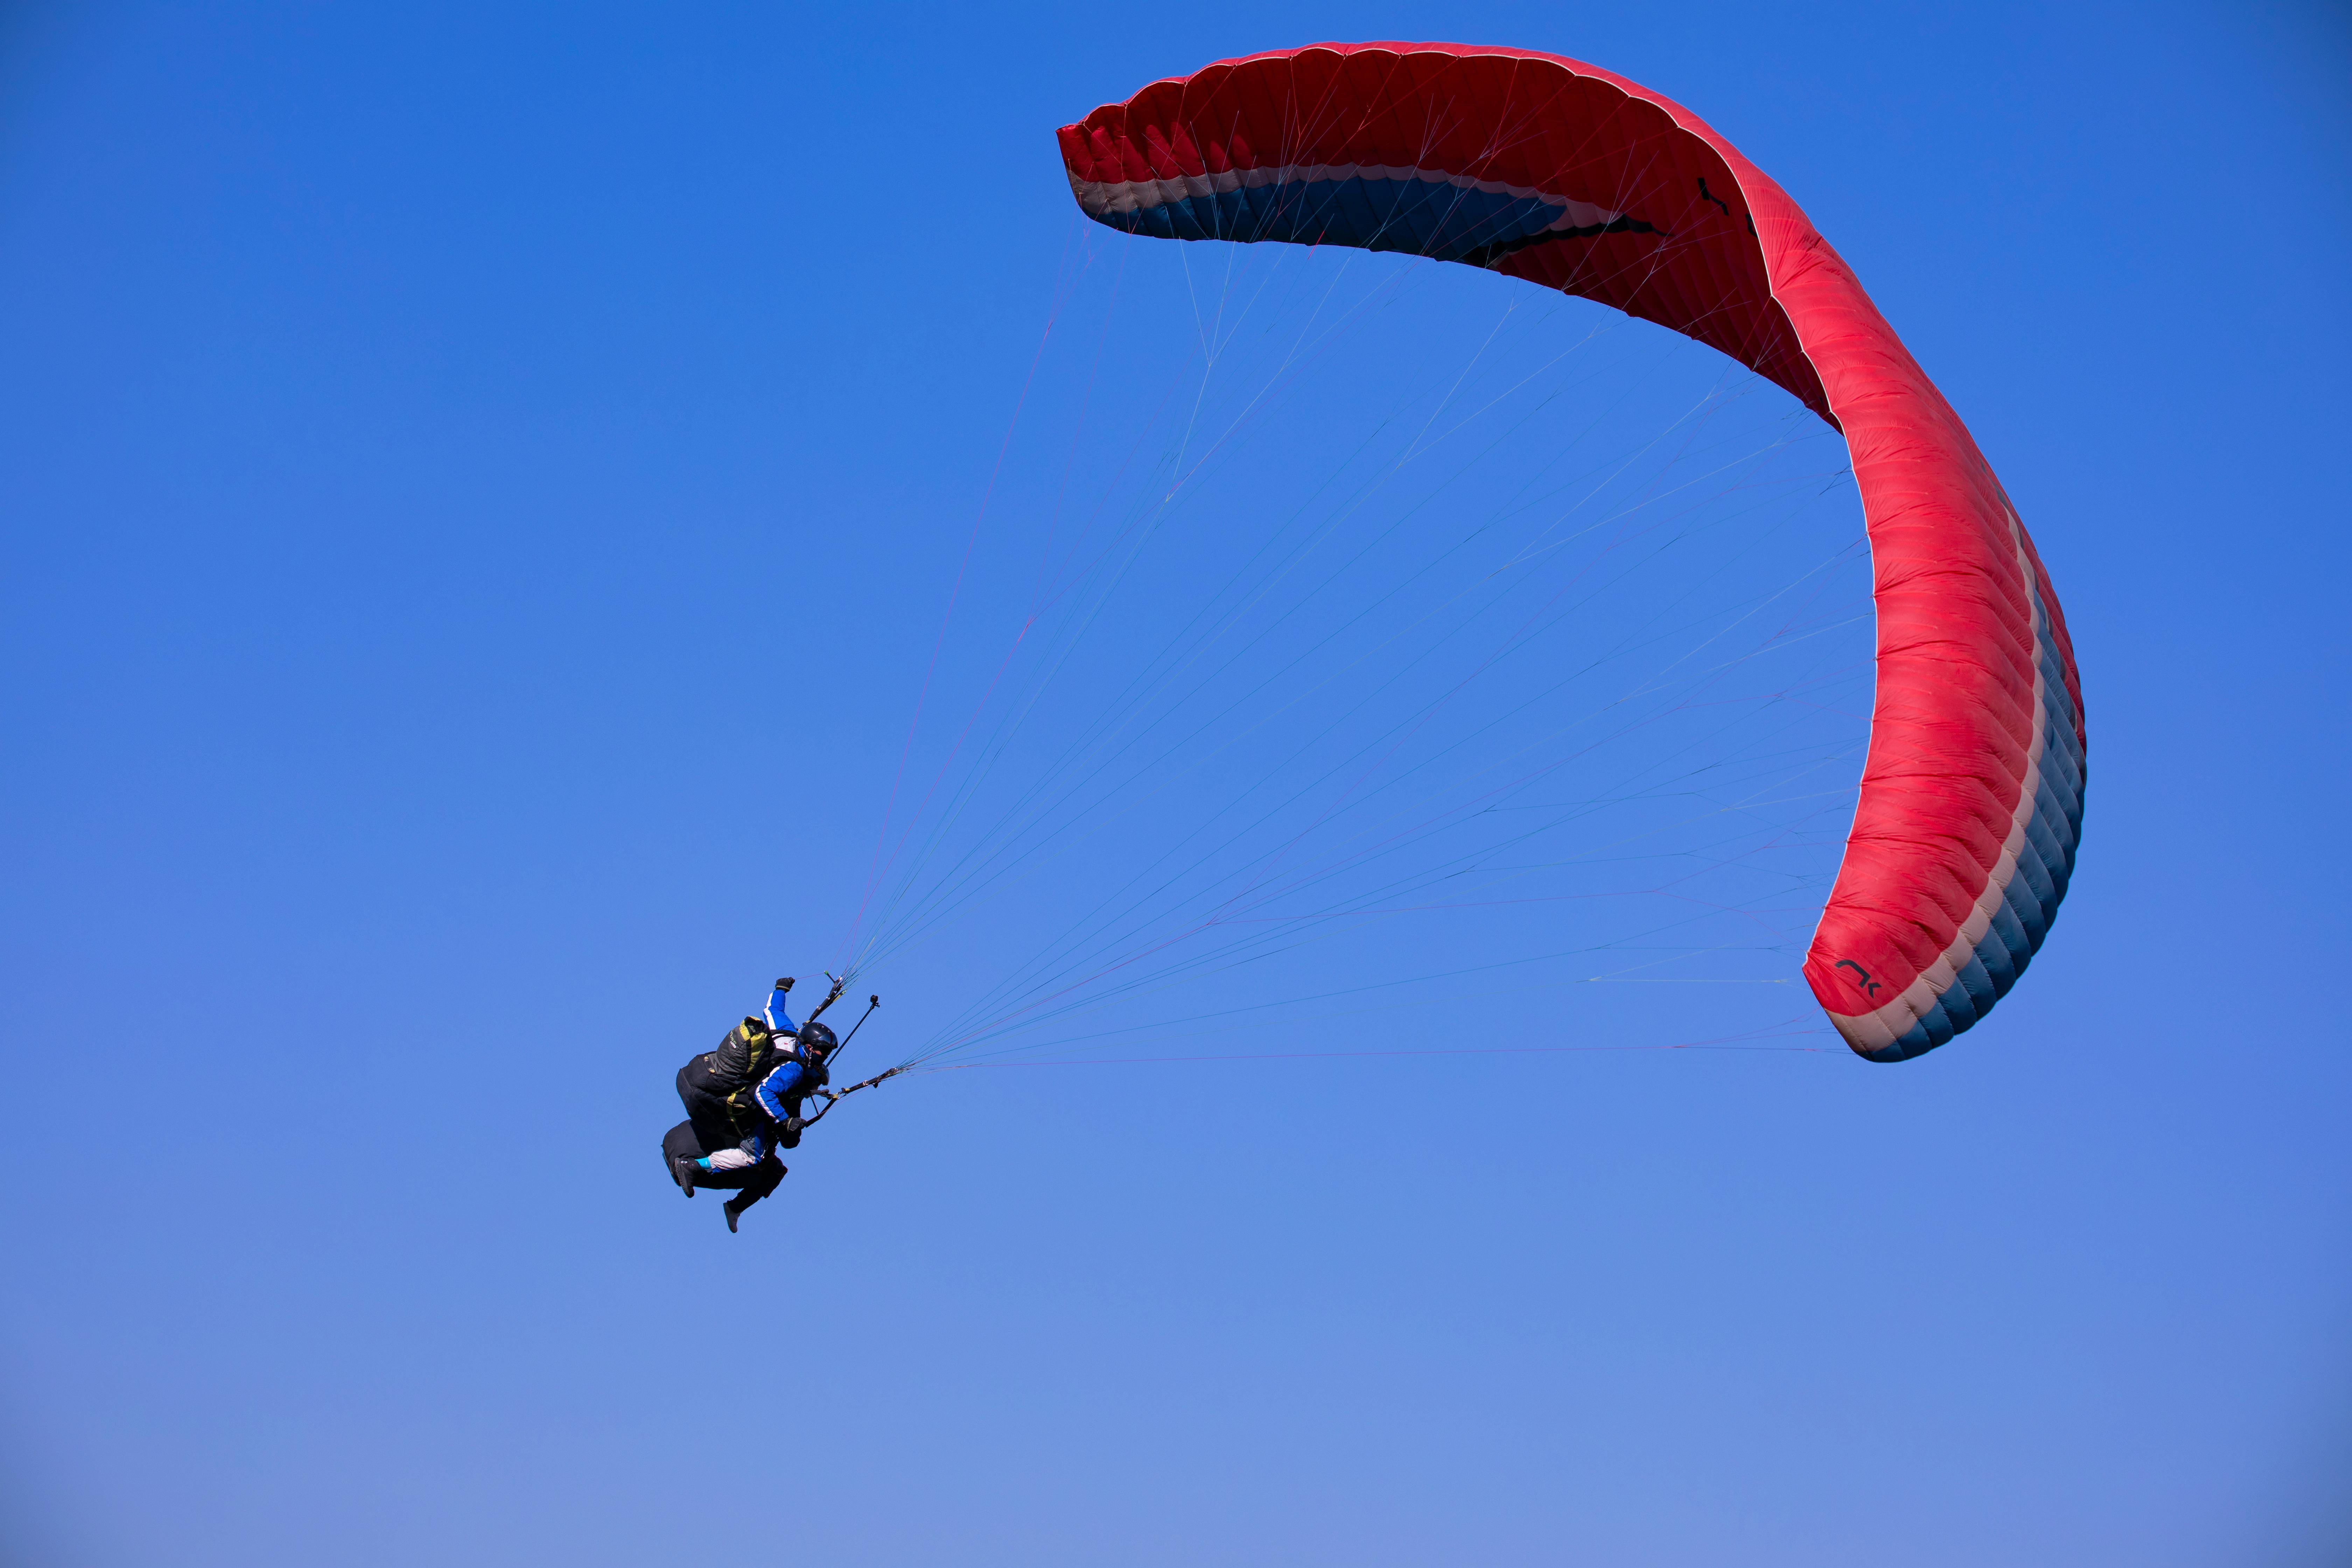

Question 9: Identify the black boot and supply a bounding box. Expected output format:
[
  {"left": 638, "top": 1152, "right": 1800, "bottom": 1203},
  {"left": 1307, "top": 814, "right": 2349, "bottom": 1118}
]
[
  {"left": 673, "top": 1155, "right": 698, "bottom": 1197},
  {"left": 723, "top": 1196, "right": 746, "bottom": 1233}
]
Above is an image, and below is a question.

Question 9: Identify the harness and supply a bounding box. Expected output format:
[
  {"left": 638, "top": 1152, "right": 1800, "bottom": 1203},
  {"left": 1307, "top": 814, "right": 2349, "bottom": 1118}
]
[{"left": 684, "top": 1016, "right": 788, "bottom": 1140}]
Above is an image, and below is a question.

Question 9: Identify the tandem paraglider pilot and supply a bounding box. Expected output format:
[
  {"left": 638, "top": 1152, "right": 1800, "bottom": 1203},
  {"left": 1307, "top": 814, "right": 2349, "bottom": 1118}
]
[{"left": 664, "top": 975, "right": 842, "bottom": 1233}]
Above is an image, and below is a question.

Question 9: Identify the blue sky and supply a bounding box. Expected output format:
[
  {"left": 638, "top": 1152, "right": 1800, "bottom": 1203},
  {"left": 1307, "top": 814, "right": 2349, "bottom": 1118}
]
[{"left": 2, "top": 4, "right": 2347, "bottom": 1564}]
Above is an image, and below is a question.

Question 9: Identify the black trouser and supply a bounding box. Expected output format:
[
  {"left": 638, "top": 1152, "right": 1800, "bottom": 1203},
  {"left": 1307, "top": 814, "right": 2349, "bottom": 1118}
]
[{"left": 660, "top": 1120, "right": 786, "bottom": 1208}]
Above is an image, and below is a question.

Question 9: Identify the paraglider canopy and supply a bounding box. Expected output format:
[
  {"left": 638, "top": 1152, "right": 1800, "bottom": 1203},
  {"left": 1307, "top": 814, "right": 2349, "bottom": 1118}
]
[{"left": 1055, "top": 42, "right": 2085, "bottom": 1060}]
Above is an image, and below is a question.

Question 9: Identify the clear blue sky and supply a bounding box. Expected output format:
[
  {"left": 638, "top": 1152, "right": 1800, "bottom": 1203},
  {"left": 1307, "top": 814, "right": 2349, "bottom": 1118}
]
[{"left": 2, "top": 4, "right": 2347, "bottom": 1564}]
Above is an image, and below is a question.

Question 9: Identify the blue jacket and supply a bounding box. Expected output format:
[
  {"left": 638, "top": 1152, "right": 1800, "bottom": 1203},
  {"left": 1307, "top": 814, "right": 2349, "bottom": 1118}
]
[
  {"left": 755, "top": 1058, "right": 810, "bottom": 1123},
  {"left": 754, "top": 983, "right": 814, "bottom": 1124},
  {"left": 763, "top": 983, "right": 797, "bottom": 1038}
]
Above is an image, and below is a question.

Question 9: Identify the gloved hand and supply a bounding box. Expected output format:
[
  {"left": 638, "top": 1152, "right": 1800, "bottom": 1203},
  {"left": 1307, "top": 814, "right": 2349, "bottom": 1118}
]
[{"left": 775, "top": 976, "right": 795, "bottom": 992}]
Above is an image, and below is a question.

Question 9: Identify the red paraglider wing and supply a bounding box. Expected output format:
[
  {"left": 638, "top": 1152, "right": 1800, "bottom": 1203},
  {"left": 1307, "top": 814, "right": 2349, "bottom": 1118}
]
[{"left": 1057, "top": 42, "right": 2084, "bottom": 1060}]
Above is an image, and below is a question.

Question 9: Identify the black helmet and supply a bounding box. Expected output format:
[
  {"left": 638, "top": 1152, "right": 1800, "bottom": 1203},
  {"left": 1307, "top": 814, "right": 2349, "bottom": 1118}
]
[{"left": 794, "top": 1021, "right": 838, "bottom": 1063}]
